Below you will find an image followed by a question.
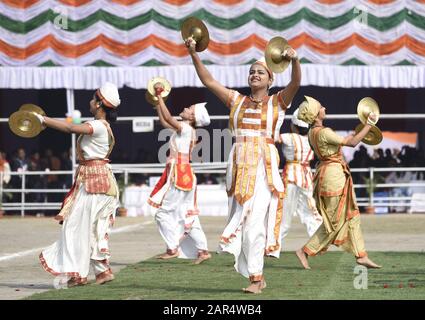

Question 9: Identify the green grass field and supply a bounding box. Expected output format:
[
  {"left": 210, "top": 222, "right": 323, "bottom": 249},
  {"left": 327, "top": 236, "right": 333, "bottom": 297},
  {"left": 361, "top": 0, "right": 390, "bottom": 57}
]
[{"left": 27, "top": 252, "right": 425, "bottom": 300}]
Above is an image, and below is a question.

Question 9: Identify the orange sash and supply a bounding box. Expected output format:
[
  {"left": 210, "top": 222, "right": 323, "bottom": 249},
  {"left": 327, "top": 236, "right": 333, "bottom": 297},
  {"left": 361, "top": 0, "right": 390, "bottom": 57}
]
[{"left": 174, "top": 163, "right": 194, "bottom": 191}]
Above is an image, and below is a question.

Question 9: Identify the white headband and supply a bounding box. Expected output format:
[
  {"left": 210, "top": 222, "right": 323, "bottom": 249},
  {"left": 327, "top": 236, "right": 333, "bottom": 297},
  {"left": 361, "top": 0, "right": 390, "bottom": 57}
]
[
  {"left": 98, "top": 82, "right": 121, "bottom": 108},
  {"left": 292, "top": 107, "right": 309, "bottom": 128},
  {"left": 194, "top": 102, "right": 210, "bottom": 127}
]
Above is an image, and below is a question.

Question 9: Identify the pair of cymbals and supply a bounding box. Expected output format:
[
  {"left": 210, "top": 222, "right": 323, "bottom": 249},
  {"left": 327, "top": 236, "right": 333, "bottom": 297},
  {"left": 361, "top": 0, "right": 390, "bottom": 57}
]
[
  {"left": 146, "top": 77, "right": 172, "bottom": 106},
  {"left": 355, "top": 97, "right": 382, "bottom": 145},
  {"left": 354, "top": 124, "right": 383, "bottom": 145},
  {"left": 181, "top": 17, "right": 210, "bottom": 52},
  {"left": 9, "top": 104, "right": 46, "bottom": 138},
  {"left": 265, "top": 36, "right": 292, "bottom": 73}
]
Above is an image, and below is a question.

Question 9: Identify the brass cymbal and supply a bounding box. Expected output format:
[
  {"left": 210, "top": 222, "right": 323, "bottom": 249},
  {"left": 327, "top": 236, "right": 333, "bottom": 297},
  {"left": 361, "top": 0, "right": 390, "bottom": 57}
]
[
  {"left": 265, "top": 36, "right": 291, "bottom": 73},
  {"left": 145, "top": 91, "right": 157, "bottom": 106},
  {"left": 355, "top": 124, "right": 383, "bottom": 146},
  {"left": 145, "top": 91, "right": 169, "bottom": 106},
  {"left": 19, "top": 103, "right": 46, "bottom": 116},
  {"left": 147, "top": 77, "right": 171, "bottom": 102},
  {"left": 181, "top": 17, "right": 210, "bottom": 52},
  {"left": 8, "top": 110, "right": 43, "bottom": 138},
  {"left": 357, "top": 97, "right": 380, "bottom": 125}
]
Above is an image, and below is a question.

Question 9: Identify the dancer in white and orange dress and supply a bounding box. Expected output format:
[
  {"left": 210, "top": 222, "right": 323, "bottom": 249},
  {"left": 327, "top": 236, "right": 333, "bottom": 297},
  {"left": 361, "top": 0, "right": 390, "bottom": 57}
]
[
  {"left": 39, "top": 82, "right": 120, "bottom": 287},
  {"left": 185, "top": 37, "right": 301, "bottom": 293},
  {"left": 147, "top": 84, "right": 212, "bottom": 265},
  {"left": 278, "top": 107, "right": 323, "bottom": 247}
]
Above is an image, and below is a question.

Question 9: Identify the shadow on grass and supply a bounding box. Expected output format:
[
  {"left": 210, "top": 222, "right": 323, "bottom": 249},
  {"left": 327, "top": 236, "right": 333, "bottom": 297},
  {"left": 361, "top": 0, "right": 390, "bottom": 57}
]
[{"left": 0, "top": 283, "right": 52, "bottom": 290}]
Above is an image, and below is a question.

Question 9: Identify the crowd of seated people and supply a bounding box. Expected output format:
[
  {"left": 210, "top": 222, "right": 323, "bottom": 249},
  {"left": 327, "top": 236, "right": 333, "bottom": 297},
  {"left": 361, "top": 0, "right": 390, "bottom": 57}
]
[{"left": 349, "top": 145, "right": 425, "bottom": 213}]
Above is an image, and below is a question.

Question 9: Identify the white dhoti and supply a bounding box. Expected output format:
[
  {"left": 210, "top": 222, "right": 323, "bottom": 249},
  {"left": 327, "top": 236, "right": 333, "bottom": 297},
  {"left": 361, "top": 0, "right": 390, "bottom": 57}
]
[
  {"left": 152, "top": 180, "right": 209, "bottom": 259},
  {"left": 220, "top": 159, "right": 281, "bottom": 280},
  {"left": 221, "top": 89, "right": 288, "bottom": 282},
  {"left": 280, "top": 183, "right": 323, "bottom": 245},
  {"left": 40, "top": 184, "right": 118, "bottom": 279}
]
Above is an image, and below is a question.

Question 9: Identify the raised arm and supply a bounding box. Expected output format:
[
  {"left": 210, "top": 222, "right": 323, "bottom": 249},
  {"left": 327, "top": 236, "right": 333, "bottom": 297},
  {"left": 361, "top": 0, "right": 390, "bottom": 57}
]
[
  {"left": 154, "top": 85, "right": 182, "bottom": 133},
  {"left": 185, "top": 39, "right": 231, "bottom": 107},
  {"left": 278, "top": 48, "right": 301, "bottom": 108},
  {"left": 342, "top": 113, "right": 377, "bottom": 147},
  {"left": 37, "top": 115, "right": 93, "bottom": 135}
]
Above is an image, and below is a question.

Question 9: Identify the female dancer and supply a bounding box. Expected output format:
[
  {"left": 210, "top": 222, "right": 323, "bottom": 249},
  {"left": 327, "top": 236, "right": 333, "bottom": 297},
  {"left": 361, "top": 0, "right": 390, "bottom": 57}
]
[
  {"left": 148, "top": 84, "right": 212, "bottom": 265},
  {"left": 185, "top": 38, "right": 301, "bottom": 293},
  {"left": 39, "top": 82, "right": 121, "bottom": 286}
]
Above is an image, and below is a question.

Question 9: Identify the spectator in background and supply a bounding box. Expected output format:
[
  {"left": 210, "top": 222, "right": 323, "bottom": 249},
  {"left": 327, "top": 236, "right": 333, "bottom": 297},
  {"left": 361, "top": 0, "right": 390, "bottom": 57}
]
[
  {"left": 373, "top": 148, "right": 386, "bottom": 168},
  {"left": 0, "top": 151, "right": 11, "bottom": 186},
  {"left": 0, "top": 151, "right": 12, "bottom": 208},
  {"left": 392, "top": 148, "right": 402, "bottom": 165},
  {"left": 349, "top": 146, "right": 371, "bottom": 199},
  {"left": 60, "top": 148, "right": 73, "bottom": 189},
  {"left": 27, "top": 151, "right": 46, "bottom": 205},
  {"left": 11, "top": 148, "right": 28, "bottom": 172},
  {"left": 44, "top": 149, "right": 63, "bottom": 203},
  {"left": 418, "top": 148, "right": 425, "bottom": 166},
  {"left": 10, "top": 148, "right": 29, "bottom": 202},
  {"left": 384, "top": 149, "right": 394, "bottom": 166},
  {"left": 198, "top": 173, "right": 218, "bottom": 185},
  {"left": 130, "top": 173, "right": 148, "bottom": 186}
]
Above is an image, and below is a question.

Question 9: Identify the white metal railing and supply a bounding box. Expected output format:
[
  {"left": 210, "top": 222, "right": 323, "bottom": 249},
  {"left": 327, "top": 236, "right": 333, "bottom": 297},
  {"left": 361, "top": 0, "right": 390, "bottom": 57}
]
[
  {"left": 2, "top": 166, "right": 425, "bottom": 216},
  {"left": 2, "top": 114, "right": 425, "bottom": 123}
]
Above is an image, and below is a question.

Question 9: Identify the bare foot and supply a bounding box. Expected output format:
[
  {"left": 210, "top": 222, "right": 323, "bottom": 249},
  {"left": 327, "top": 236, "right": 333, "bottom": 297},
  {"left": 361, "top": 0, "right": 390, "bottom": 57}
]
[
  {"left": 356, "top": 256, "right": 382, "bottom": 269},
  {"left": 242, "top": 281, "right": 262, "bottom": 294},
  {"left": 296, "top": 249, "right": 311, "bottom": 270},
  {"left": 260, "top": 278, "right": 267, "bottom": 290},
  {"left": 96, "top": 273, "right": 115, "bottom": 285},
  {"left": 67, "top": 277, "right": 88, "bottom": 288},
  {"left": 194, "top": 253, "right": 212, "bottom": 265},
  {"left": 156, "top": 250, "right": 179, "bottom": 260}
]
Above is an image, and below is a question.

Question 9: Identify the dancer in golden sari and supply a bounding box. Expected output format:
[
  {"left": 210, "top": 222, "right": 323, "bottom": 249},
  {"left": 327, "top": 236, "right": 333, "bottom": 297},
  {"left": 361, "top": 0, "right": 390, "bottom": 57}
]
[{"left": 295, "top": 96, "right": 381, "bottom": 269}]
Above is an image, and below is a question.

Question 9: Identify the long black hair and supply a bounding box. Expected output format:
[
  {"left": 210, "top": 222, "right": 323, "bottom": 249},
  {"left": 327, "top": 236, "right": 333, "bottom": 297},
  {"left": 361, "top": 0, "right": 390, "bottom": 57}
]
[{"left": 94, "top": 92, "right": 118, "bottom": 123}]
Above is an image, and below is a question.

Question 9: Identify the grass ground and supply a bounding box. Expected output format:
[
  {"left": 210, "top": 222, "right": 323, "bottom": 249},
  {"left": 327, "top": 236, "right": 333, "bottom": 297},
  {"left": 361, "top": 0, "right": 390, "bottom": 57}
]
[{"left": 27, "top": 251, "right": 425, "bottom": 300}]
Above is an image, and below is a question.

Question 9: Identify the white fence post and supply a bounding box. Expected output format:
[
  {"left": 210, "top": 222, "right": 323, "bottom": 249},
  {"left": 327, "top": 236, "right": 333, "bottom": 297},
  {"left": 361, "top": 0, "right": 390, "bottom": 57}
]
[
  {"left": 21, "top": 171, "right": 26, "bottom": 217},
  {"left": 369, "top": 167, "right": 374, "bottom": 208}
]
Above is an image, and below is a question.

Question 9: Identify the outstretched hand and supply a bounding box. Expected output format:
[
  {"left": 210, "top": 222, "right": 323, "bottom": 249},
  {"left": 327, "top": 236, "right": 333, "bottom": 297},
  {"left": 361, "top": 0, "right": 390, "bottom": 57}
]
[
  {"left": 154, "top": 83, "right": 165, "bottom": 97},
  {"left": 184, "top": 38, "right": 197, "bottom": 54},
  {"left": 367, "top": 112, "right": 377, "bottom": 125},
  {"left": 34, "top": 113, "right": 46, "bottom": 128},
  {"left": 283, "top": 47, "right": 298, "bottom": 60}
]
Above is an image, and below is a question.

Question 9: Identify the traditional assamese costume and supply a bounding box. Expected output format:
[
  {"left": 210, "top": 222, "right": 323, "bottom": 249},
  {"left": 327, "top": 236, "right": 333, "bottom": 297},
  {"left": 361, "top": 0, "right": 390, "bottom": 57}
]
[
  {"left": 148, "top": 103, "right": 211, "bottom": 259},
  {"left": 297, "top": 96, "right": 367, "bottom": 258},
  {"left": 40, "top": 82, "right": 121, "bottom": 284},
  {"left": 219, "top": 59, "right": 290, "bottom": 282},
  {"left": 279, "top": 108, "right": 322, "bottom": 244}
]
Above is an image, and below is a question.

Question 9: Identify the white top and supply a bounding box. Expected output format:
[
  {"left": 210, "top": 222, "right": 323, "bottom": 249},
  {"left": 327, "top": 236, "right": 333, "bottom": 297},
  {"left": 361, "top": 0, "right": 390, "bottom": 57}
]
[
  {"left": 80, "top": 120, "right": 110, "bottom": 160},
  {"left": 227, "top": 90, "right": 289, "bottom": 140},
  {"left": 169, "top": 122, "right": 194, "bottom": 155},
  {"left": 281, "top": 133, "right": 314, "bottom": 190}
]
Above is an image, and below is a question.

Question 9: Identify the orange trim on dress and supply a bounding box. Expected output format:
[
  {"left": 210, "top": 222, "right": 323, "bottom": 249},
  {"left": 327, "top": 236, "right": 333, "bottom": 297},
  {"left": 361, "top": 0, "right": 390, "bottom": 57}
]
[{"left": 39, "top": 252, "right": 80, "bottom": 278}]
